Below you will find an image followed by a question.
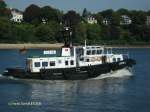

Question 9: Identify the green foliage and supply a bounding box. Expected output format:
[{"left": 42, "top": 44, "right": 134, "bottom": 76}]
[
  {"left": 0, "top": 0, "right": 6, "bottom": 9},
  {"left": 15, "top": 24, "right": 36, "bottom": 42},
  {"left": 0, "top": 18, "right": 36, "bottom": 43},
  {"left": 35, "top": 21, "right": 62, "bottom": 43},
  {"left": 63, "top": 10, "right": 81, "bottom": 27},
  {"left": 0, "top": 0, "right": 11, "bottom": 17},
  {"left": 23, "top": 4, "right": 63, "bottom": 24},
  {"left": 86, "top": 24, "right": 102, "bottom": 43},
  {"left": 74, "top": 23, "right": 87, "bottom": 43},
  {"left": 100, "top": 9, "right": 114, "bottom": 18},
  {"left": 23, "top": 4, "right": 41, "bottom": 23},
  {"left": 82, "top": 8, "right": 88, "bottom": 18},
  {"left": 40, "top": 6, "right": 63, "bottom": 23},
  {"left": 0, "top": 1, "right": 150, "bottom": 45},
  {"left": 117, "top": 8, "right": 130, "bottom": 15}
]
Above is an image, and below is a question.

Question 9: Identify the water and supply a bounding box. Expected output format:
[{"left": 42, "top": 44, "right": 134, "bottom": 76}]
[{"left": 0, "top": 48, "right": 150, "bottom": 112}]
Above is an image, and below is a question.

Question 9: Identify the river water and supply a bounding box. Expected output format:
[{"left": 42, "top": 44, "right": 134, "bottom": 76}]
[{"left": 0, "top": 48, "right": 150, "bottom": 112}]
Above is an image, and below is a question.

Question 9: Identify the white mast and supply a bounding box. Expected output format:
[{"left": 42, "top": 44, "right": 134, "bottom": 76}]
[
  {"left": 84, "top": 40, "right": 87, "bottom": 56},
  {"left": 85, "top": 40, "right": 87, "bottom": 48}
]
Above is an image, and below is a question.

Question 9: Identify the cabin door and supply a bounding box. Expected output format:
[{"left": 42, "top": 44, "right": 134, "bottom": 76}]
[
  {"left": 102, "top": 56, "right": 107, "bottom": 64},
  {"left": 76, "top": 48, "right": 84, "bottom": 67},
  {"left": 26, "top": 60, "right": 32, "bottom": 71}
]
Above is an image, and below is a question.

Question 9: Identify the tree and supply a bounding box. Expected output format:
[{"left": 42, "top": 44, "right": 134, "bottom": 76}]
[
  {"left": 74, "top": 23, "right": 87, "bottom": 43},
  {"left": 15, "top": 24, "right": 36, "bottom": 42},
  {"left": 23, "top": 4, "right": 41, "bottom": 23},
  {"left": 143, "top": 26, "right": 150, "bottom": 42},
  {"left": 0, "top": 0, "right": 11, "bottom": 17},
  {"left": 95, "top": 12, "right": 103, "bottom": 25},
  {"left": 130, "top": 10, "right": 146, "bottom": 25},
  {"left": 0, "top": 18, "right": 21, "bottom": 43},
  {"left": 0, "top": 0, "right": 6, "bottom": 7},
  {"left": 82, "top": 8, "right": 88, "bottom": 18},
  {"left": 63, "top": 10, "right": 81, "bottom": 27},
  {"left": 35, "top": 24, "right": 54, "bottom": 42},
  {"left": 40, "top": 6, "right": 63, "bottom": 23},
  {"left": 35, "top": 21, "right": 61, "bottom": 42},
  {"left": 100, "top": 9, "right": 114, "bottom": 18},
  {"left": 86, "top": 24, "right": 102, "bottom": 43},
  {"left": 117, "top": 8, "right": 129, "bottom": 15}
]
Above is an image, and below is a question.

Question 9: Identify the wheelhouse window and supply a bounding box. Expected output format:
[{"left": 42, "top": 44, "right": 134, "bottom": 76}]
[
  {"left": 50, "top": 61, "right": 55, "bottom": 66},
  {"left": 58, "top": 60, "right": 62, "bottom": 64},
  {"left": 97, "top": 50, "right": 102, "bottom": 54},
  {"left": 92, "top": 50, "right": 96, "bottom": 55},
  {"left": 86, "top": 50, "right": 91, "bottom": 55},
  {"left": 117, "top": 58, "right": 121, "bottom": 61},
  {"left": 42, "top": 62, "right": 48, "bottom": 67},
  {"left": 70, "top": 60, "right": 74, "bottom": 65},
  {"left": 34, "top": 62, "right": 41, "bottom": 67},
  {"left": 86, "top": 59, "right": 90, "bottom": 62},
  {"left": 80, "top": 58, "right": 84, "bottom": 61},
  {"left": 65, "top": 61, "right": 68, "bottom": 66},
  {"left": 76, "top": 48, "right": 84, "bottom": 56}
]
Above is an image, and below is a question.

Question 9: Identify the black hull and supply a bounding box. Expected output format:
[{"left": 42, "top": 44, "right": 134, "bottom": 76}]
[{"left": 3, "top": 59, "right": 136, "bottom": 80}]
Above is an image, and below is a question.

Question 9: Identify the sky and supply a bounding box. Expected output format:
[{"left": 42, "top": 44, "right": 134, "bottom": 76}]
[{"left": 4, "top": 0, "right": 150, "bottom": 13}]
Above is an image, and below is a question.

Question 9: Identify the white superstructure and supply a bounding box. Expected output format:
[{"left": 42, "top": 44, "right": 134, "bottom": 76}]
[{"left": 26, "top": 45, "right": 125, "bottom": 73}]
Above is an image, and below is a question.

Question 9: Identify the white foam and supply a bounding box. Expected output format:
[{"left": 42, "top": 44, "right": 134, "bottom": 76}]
[
  {"left": 0, "top": 74, "right": 2, "bottom": 77},
  {"left": 0, "top": 68, "right": 133, "bottom": 81},
  {"left": 92, "top": 68, "right": 133, "bottom": 80}
]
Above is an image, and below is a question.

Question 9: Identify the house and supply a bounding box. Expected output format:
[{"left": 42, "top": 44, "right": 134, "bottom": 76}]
[
  {"left": 85, "top": 15, "right": 97, "bottom": 24},
  {"left": 120, "top": 15, "right": 132, "bottom": 25},
  {"left": 146, "top": 16, "right": 150, "bottom": 26},
  {"left": 102, "top": 18, "right": 111, "bottom": 25},
  {"left": 41, "top": 18, "right": 47, "bottom": 24},
  {"left": 10, "top": 9, "right": 23, "bottom": 23}
]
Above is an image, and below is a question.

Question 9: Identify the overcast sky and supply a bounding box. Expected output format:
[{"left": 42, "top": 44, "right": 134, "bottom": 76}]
[{"left": 4, "top": 0, "right": 150, "bottom": 13}]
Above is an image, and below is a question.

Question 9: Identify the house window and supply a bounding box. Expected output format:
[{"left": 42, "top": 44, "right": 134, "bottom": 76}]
[
  {"left": 70, "top": 60, "right": 74, "bottom": 65},
  {"left": 42, "top": 62, "right": 48, "bottom": 67},
  {"left": 50, "top": 61, "right": 55, "bottom": 66},
  {"left": 113, "top": 58, "right": 116, "bottom": 62},
  {"left": 34, "top": 62, "right": 41, "bottom": 67},
  {"left": 65, "top": 61, "right": 68, "bottom": 66}
]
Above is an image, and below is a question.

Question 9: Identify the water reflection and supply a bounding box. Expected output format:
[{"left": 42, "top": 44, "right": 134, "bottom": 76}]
[
  {"left": 12, "top": 77, "right": 129, "bottom": 112},
  {"left": 0, "top": 71, "right": 133, "bottom": 112},
  {"left": 23, "top": 77, "right": 130, "bottom": 100}
]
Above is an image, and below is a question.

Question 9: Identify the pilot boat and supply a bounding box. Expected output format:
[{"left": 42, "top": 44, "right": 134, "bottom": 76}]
[{"left": 3, "top": 27, "right": 136, "bottom": 80}]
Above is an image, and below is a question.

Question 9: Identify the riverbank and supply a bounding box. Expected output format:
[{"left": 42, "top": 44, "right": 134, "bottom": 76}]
[
  {"left": 0, "top": 43, "right": 150, "bottom": 49},
  {"left": 0, "top": 43, "right": 64, "bottom": 49}
]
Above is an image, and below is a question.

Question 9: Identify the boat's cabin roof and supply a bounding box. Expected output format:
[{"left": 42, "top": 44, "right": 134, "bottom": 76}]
[
  {"left": 84, "top": 46, "right": 104, "bottom": 49},
  {"left": 76, "top": 45, "right": 104, "bottom": 50},
  {"left": 76, "top": 45, "right": 105, "bottom": 56}
]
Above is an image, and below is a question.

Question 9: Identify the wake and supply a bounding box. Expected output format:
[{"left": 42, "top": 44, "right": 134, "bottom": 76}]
[
  {"left": 92, "top": 68, "right": 133, "bottom": 80},
  {"left": 0, "top": 74, "right": 3, "bottom": 77}
]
